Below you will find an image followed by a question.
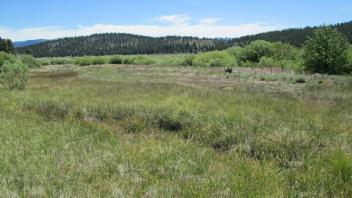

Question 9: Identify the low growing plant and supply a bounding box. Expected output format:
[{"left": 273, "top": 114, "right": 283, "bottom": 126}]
[
  {"left": 18, "top": 55, "right": 40, "bottom": 68},
  {"left": 74, "top": 57, "right": 92, "bottom": 66},
  {"left": 0, "top": 60, "right": 28, "bottom": 90},
  {"left": 91, "top": 57, "right": 106, "bottom": 65},
  {"left": 109, "top": 56, "right": 123, "bottom": 64},
  {"left": 193, "top": 51, "right": 235, "bottom": 67}
]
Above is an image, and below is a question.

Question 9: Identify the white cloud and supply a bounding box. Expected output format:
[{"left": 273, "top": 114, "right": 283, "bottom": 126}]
[
  {"left": 153, "top": 14, "right": 191, "bottom": 26},
  {"left": 199, "top": 17, "right": 222, "bottom": 25},
  {"left": 0, "top": 20, "right": 284, "bottom": 41}
]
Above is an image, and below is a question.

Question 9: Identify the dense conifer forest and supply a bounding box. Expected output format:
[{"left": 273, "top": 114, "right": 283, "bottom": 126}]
[
  {"left": 16, "top": 33, "right": 231, "bottom": 57},
  {"left": 15, "top": 21, "right": 352, "bottom": 58},
  {"left": 233, "top": 21, "right": 352, "bottom": 46}
]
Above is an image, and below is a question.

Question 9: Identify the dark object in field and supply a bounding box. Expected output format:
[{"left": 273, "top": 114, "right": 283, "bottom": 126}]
[
  {"left": 225, "top": 68, "right": 233, "bottom": 74},
  {"left": 295, "top": 77, "right": 306, "bottom": 84},
  {"left": 158, "top": 116, "right": 182, "bottom": 132}
]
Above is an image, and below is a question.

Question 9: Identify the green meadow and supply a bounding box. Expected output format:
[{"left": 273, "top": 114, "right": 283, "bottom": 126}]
[{"left": 0, "top": 63, "right": 351, "bottom": 197}]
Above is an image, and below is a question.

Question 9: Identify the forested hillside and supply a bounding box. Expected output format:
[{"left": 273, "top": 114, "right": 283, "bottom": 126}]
[
  {"left": 233, "top": 21, "right": 352, "bottom": 46},
  {"left": 16, "top": 33, "right": 230, "bottom": 57},
  {"left": 16, "top": 21, "right": 352, "bottom": 57}
]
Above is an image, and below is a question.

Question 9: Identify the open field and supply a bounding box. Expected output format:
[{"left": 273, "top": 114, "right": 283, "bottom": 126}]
[{"left": 1, "top": 64, "right": 352, "bottom": 197}]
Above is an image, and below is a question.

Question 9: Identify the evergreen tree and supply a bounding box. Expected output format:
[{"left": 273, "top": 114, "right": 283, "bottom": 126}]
[
  {"left": 5, "top": 39, "right": 15, "bottom": 54},
  {"left": 0, "top": 37, "right": 15, "bottom": 54},
  {"left": 0, "top": 37, "right": 6, "bottom": 52}
]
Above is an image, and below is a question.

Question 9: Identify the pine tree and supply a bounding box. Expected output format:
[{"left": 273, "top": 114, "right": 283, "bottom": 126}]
[{"left": 0, "top": 38, "right": 15, "bottom": 54}]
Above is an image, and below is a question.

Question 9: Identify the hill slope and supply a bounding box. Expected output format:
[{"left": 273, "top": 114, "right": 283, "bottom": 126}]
[
  {"left": 233, "top": 21, "right": 352, "bottom": 46},
  {"left": 14, "top": 39, "right": 47, "bottom": 48},
  {"left": 16, "top": 33, "right": 230, "bottom": 57},
  {"left": 16, "top": 21, "right": 352, "bottom": 57}
]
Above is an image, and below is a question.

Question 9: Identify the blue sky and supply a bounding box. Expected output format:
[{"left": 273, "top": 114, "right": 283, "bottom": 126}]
[{"left": 1, "top": 0, "right": 352, "bottom": 41}]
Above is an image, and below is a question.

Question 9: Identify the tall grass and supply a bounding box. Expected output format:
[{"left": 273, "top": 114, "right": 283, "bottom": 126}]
[{"left": 1, "top": 64, "right": 351, "bottom": 196}]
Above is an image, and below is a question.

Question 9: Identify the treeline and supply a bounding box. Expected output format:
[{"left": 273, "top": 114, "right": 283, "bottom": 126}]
[
  {"left": 0, "top": 37, "right": 15, "bottom": 54},
  {"left": 232, "top": 21, "right": 352, "bottom": 46},
  {"left": 36, "top": 27, "right": 352, "bottom": 75},
  {"left": 16, "top": 33, "right": 231, "bottom": 57},
  {"left": 35, "top": 41, "right": 303, "bottom": 70}
]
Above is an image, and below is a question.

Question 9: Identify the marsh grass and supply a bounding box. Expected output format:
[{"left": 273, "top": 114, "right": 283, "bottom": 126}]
[
  {"left": 30, "top": 70, "right": 79, "bottom": 79},
  {"left": 0, "top": 64, "right": 352, "bottom": 196}
]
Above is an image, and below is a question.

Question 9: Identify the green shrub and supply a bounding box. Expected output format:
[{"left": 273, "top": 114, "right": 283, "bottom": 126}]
[
  {"left": 257, "top": 57, "right": 303, "bottom": 71},
  {"left": 193, "top": 51, "right": 235, "bottom": 67},
  {"left": 239, "top": 40, "right": 274, "bottom": 63},
  {"left": 122, "top": 57, "right": 133, "bottom": 64},
  {"left": 109, "top": 56, "right": 123, "bottom": 64},
  {"left": 304, "top": 27, "right": 349, "bottom": 74},
  {"left": 0, "top": 52, "right": 16, "bottom": 70},
  {"left": 74, "top": 57, "right": 92, "bottom": 66},
  {"left": 18, "top": 55, "right": 40, "bottom": 68},
  {"left": 257, "top": 57, "right": 277, "bottom": 67},
  {"left": 0, "top": 60, "right": 28, "bottom": 90},
  {"left": 272, "top": 42, "right": 301, "bottom": 61},
  {"left": 91, "top": 57, "right": 106, "bottom": 65},
  {"left": 233, "top": 41, "right": 303, "bottom": 70},
  {"left": 276, "top": 59, "right": 304, "bottom": 72},
  {"left": 226, "top": 46, "right": 245, "bottom": 58},
  {"left": 181, "top": 55, "right": 194, "bottom": 66},
  {"left": 209, "top": 58, "right": 225, "bottom": 67},
  {"left": 51, "top": 58, "right": 71, "bottom": 65},
  {"left": 238, "top": 60, "right": 255, "bottom": 67},
  {"left": 38, "top": 59, "right": 50, "bottom": 66}
]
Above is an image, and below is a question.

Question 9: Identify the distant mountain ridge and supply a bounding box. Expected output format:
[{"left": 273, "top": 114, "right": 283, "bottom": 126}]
[{"left": 14, "top": 39, "right": 47, "bottom": 48}]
